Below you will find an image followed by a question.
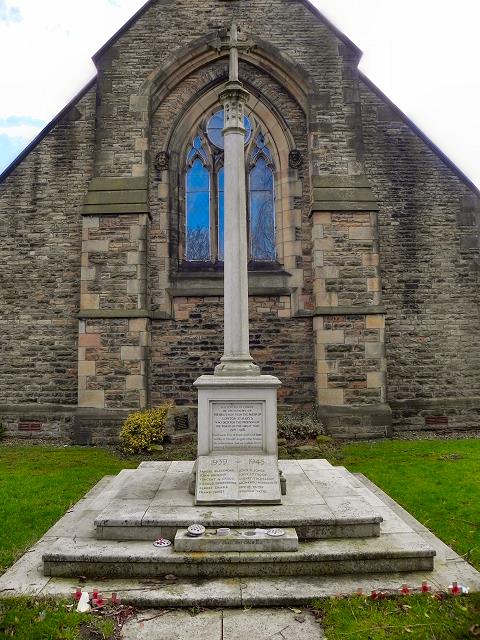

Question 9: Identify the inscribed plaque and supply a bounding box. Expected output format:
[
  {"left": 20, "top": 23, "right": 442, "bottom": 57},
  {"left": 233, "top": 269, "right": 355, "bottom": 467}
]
[
  {"left": 195, "top": 454, "right": 281, "bottom": 504},
  {"left": 211, "top": 401, "right": 264, "bottom": 451}
]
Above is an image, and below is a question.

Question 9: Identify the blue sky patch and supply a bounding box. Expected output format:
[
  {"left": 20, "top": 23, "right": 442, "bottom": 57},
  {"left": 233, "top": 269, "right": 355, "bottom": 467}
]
[
  {"left": 0, "top": 134, "right": 27, "bottom": 173},
  {"left": 0, "top": 1, "right": 22, "bottom": 23}
]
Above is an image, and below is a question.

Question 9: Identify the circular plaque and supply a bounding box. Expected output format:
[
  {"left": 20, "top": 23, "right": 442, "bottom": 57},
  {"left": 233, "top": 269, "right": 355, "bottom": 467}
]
[
  {"left": 288, "top": 149, "right": 302, "bottom": 169},
  {"left": 153, "top": 538, "right": 172, "bottom": 548},
  {"left": 216, "top": 527, "right": 231, "bottom": 536},
  {"left": 266, "top": 528, "right": 285, "bottom": 537},
  {"left": 187, "top": 524, "right": 206, "bottom": 537}
]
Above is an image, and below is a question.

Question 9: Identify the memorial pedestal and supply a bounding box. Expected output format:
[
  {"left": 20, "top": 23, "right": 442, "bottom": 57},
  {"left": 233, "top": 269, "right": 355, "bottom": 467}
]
[
  {"left": 193, "top": 375, "right": 283, "bottom": 505},
  {"left": 194, "top": 375, "right": 281, "bottom": 456}
]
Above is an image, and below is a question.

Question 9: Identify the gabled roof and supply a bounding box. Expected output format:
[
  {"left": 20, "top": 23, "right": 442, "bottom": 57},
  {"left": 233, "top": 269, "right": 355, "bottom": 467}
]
[
  {"left": 359, "top": 73, "right": 480, "bottom": 197},
  {"left": 0, "top": 78, "right": 96, "bottom": 184},
  {"left": 92, "top": 0, "right": 362, "bottom": 63},
  {"left": 0, "top": 0, "right": 478, "bottom": 196}
]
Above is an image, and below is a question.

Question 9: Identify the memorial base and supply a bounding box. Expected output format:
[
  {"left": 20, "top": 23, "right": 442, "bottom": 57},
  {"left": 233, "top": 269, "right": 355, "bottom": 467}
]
[{"left": 194, "top": 374, "right": 281, "bottom": 457}]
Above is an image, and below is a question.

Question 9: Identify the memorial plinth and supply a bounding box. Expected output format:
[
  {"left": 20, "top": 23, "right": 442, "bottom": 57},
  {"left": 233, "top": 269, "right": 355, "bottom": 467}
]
[
  {"left": 194, "top": 375, "right": 282, "bottom": 505},
  {"left": 195, "top": 375, "right": 281, "bottom": 457}
]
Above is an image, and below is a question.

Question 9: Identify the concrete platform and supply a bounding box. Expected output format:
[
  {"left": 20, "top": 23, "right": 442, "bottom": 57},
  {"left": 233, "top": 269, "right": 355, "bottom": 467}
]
[
  {"left": 1, "top": 464, "right": 479, "bottom": 606},
  {"left": 42, "top": 459, "right": 435, "bottom": 579},
  {"left": 95, "top": 460, "right": 383, "bottom": 540}
]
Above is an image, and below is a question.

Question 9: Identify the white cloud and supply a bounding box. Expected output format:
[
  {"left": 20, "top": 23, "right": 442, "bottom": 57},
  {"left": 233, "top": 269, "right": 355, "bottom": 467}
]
[
  {"left": 0, "top": 124, "right": 43, "bottom": 139},
  {"left": 0, "top": 0, "right": 145, "bottom": 120}
]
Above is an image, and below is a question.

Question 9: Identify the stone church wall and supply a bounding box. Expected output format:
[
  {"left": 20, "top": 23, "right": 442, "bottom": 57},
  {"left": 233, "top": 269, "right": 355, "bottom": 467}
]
[
  {"left": 150, "top": 300, "right": 315, "bottom": 409},
  {"left": 360, "top": 81, "right": 480, "bottom": 434},
  {"left": 1, "top": 0, "right": 479, "bottom": 441},
  {"left": 0, "top": 86, "right": 96, "bottom": 437},
  {"left": 92, "top": 0, "right": 362, "bottom": 179}
]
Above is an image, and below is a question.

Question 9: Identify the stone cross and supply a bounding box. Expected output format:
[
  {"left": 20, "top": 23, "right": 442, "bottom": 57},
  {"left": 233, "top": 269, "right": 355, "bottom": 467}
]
[
  {"left": 228, "top": 21, "right": 240, "bottom": 82},
  {"left": 214, "top": 22, "right": 259, "bottom": 377}
]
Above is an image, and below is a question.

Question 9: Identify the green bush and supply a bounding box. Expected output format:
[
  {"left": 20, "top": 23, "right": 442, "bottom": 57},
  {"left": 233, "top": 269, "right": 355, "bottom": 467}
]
[
  {"left": 277, "top": 407, "right": 325, "bottom": 441},
  {"left": 119, "top": 403, "right": 172, "bottom": 454}
]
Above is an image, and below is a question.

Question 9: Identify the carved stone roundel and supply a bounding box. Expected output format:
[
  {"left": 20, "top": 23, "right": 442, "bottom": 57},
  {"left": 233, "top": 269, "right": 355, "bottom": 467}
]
[
  {"left": 155, "top": 151, "right": 169, "bottom": 171},
  {"left": 288, "top": 149, "right": 302, "bottom": 169}
]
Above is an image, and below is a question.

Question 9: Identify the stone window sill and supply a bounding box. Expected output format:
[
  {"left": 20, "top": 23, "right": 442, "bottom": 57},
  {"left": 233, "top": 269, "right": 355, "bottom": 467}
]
[{"left": 168, "top": 268, "right": 293, "bottom": 297}]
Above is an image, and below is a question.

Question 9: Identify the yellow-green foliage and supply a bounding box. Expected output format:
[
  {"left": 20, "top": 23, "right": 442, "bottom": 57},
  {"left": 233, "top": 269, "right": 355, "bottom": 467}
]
[{"left": 119, "top": 403, "right": 172, "bottom": 454}]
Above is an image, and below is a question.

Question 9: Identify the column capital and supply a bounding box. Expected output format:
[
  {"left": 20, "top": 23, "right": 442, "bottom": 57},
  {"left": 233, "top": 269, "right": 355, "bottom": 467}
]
[
  {"left": 219, "top": 80, "right": 250, "bottom": 105},
  {"left": 219, "top": 81, "right": 250, "bottom": 133}
]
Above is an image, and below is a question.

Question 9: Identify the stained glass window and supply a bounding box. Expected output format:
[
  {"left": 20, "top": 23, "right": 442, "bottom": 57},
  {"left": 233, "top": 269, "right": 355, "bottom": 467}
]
[
  {"left": 184, "top": 116, "right": 275, "bottom": 264},
  {"left": 206, "top": 109, "right": 252, "bottom": 149},
  {"left": 249, "top": 155, "right": 276, "bottom": 261},
  {"left": 185, "top": 137, "right": 210, "bottom": 261},
  {"left": 218, "top": 167, "right": 225, "bottom": 261}
]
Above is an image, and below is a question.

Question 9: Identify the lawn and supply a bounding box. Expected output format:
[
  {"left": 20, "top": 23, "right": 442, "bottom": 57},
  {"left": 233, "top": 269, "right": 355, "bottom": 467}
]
[
  {"left": 340, "top": 439, "right": 480, "bottom": 570},
  {"left": 313, "top": 592, "right": 480, "bottom": 639},
  {"left": 0, "top": 446, "right": 137, "bottom": 574}
]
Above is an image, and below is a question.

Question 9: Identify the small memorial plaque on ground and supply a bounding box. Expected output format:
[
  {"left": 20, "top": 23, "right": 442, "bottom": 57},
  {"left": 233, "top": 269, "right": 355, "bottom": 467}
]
[{"left": 195, "top": 454, "right": 281, "bottom": 504}]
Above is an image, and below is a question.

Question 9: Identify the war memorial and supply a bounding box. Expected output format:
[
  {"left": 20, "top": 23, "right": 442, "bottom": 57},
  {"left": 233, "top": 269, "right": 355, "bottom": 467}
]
[{"left": 1, "top": 15, "right": 479, "bottom": 611}]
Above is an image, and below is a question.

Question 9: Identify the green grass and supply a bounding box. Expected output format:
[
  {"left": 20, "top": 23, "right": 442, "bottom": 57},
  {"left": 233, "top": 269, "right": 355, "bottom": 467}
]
[
  {"left": 313, "top": 592, "right": 480, "bottom": 639},
  {"left": 0, "top": 597, "right": 115, "bottom": 640},
  {"left": 339, "top": 439, "right": 480, "bottom": 570},
  {"left": 0, "top": 446, "right": 137, "bottom": 574}
]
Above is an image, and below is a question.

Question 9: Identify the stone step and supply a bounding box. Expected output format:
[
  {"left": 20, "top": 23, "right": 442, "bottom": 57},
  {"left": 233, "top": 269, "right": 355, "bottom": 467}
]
[
  {"left": 94, "top": 459, "right": 383, "bottom": 541},
  {"left": 42, "top": 532, "right": 435, "bottom": 579},
  {"left": 38, "top": 572, "right": 459, "bottom": 608},
  {"left": 174, "top": 527, "right": 299, "bottom": 552}
]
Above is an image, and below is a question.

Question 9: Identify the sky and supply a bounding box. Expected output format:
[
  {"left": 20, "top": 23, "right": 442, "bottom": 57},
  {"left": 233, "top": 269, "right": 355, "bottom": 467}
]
[{"left": 0, "top": 0, "right": 479, "bottom": 187}]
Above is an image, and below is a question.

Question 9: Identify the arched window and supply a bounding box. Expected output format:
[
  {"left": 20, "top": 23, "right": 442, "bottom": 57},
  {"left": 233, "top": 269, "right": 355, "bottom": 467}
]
[
  {"left": 185, "top": 136, "right": 211, "bottom": 261},
  {"left": 249, "top": 134, "right": 276, "bottom": 261},
  {"left": 183, "top": 109, "right": 276, "bottom": 264}
]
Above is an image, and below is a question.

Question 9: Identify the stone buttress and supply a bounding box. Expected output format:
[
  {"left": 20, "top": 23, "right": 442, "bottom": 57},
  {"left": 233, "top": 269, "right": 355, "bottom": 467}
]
[{"left": 77, "top": 177, "right": 151, "bottom": 418}]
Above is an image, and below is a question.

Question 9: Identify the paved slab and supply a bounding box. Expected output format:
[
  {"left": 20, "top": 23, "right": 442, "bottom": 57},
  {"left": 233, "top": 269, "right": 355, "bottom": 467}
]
[
  {"left": 222, "top": 608, "right": 323, "bottom": 639},
  {"left": 120, "top": 609, "right": 222, "bottom": 640},
  {"left": 119, "top": 608, "right": 324, "bottom": 640}
]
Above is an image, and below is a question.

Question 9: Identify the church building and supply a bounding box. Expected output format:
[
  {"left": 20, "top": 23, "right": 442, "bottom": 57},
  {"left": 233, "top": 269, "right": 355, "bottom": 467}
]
[{"left": 1, "top": 0, "right": 479, "bottom": 443}]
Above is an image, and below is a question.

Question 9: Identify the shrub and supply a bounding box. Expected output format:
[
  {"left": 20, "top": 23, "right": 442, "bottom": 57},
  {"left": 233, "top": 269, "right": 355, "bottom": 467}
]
[
  {"left": 277, "top": 407, "right": 325, "bottom": 441},
  {"left": 119, "top": 403, "right": 172, "bottom": 454},
  {"left": 0, "top": 422, "right": 6, "bottom": 441}
]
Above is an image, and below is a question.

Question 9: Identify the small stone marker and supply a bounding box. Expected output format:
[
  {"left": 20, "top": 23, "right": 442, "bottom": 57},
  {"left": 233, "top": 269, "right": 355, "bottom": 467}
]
[
  {"left": 195, "top": 454, "right": 281, "bottom": 504},
  {"left": 174, "top": 527, "right": 298, "bottom": 552}
]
